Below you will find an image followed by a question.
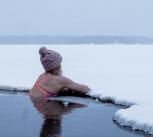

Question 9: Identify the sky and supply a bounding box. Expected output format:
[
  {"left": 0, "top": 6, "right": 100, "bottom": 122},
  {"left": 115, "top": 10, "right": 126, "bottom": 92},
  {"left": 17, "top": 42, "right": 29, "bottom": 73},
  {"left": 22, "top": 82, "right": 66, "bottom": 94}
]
[{"left": 0, "top": 0, "right": 153, "bottom": 36}]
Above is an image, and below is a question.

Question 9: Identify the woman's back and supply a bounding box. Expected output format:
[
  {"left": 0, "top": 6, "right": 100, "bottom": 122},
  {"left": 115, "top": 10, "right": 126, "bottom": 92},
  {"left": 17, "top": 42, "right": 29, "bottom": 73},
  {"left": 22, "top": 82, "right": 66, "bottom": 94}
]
[{"left": 29, "top": 73, "right": 62, "bottom": 98}]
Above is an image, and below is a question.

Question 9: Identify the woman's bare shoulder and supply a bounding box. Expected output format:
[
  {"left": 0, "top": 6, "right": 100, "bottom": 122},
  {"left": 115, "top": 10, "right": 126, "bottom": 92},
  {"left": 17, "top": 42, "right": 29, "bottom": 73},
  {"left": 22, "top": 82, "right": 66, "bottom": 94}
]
[
  {"left": 57, "top": 76, "right": 72, "bottom": 83},
  {"left": 45, "top": 74, "right": 66, "bottom": 83}
]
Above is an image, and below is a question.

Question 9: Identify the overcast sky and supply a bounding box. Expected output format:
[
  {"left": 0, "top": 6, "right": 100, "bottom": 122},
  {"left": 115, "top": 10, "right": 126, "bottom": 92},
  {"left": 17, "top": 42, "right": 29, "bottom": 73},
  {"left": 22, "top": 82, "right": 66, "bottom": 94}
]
[{"left": 0, "top": 0, "right": 153, "bottom": 36}]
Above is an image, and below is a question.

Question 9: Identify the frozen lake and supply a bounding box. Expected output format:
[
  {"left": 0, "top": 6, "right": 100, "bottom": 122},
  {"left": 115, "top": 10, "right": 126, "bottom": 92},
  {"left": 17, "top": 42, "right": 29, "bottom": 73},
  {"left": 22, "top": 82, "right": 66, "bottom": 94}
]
[{"left": 0, "top": 44, "right": 153, "bottom": 134}]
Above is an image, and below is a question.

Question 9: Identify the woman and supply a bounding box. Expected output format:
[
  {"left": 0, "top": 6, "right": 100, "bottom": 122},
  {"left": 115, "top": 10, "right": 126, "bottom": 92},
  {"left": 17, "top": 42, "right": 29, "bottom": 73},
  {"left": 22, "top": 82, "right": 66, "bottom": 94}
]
[{"left": 29, "top": 47, "right": 91, "bottom": 98}]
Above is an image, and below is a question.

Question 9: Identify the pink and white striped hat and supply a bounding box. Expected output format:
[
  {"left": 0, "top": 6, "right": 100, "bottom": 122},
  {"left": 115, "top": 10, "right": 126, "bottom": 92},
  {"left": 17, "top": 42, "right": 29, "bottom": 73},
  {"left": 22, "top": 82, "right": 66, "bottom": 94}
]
[{"left": 39, "top": 47, "right": 62, "bottom": 71}]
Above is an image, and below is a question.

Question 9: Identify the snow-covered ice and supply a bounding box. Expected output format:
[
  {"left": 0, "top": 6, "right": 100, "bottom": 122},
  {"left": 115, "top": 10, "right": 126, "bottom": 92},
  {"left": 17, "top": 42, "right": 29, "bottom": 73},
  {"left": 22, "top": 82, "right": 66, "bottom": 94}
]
[
  {"left": 0, "top": 44, "right": 153, "bottom": 134},
  {"left": 114, "top": 105, "right": 153, "bottom": 134}
]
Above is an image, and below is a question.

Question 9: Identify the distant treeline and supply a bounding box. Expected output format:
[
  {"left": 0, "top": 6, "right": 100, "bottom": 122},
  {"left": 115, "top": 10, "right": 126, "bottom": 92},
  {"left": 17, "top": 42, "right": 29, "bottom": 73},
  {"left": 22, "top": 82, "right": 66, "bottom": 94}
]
[{"left": 0, "top": 35, "right": 153, "bottom": 44}]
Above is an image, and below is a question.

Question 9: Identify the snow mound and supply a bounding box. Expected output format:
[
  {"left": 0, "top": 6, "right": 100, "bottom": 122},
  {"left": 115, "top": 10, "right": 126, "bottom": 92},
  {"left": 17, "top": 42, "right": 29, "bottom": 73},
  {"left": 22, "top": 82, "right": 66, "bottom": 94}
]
[
  {"left": 114, "top": 105, "right": 153, "bottom": 134},
  {"left": 87, "top": 90, "right": 135, "bottom": 106}
]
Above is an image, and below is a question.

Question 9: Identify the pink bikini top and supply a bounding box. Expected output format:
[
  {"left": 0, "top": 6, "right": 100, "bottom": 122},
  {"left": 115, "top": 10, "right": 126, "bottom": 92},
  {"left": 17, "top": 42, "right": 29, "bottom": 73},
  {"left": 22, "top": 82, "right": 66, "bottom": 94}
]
[{"left": 30, "top": 74, "right": 57, "bottom": 98}]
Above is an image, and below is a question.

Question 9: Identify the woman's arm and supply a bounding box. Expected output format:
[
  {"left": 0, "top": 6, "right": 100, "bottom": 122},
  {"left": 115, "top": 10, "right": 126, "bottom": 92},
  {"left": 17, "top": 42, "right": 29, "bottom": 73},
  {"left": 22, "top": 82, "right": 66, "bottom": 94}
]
[{"left": 59, "top": 76, "right": 91, "bottom": 94}]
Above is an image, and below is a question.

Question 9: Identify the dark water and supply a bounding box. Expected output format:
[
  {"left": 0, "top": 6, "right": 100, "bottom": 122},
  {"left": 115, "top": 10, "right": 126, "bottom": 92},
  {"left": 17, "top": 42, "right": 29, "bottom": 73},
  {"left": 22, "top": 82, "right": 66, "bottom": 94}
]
[{"left": 0, "top": 92, "right": 151, "bottom": 137}]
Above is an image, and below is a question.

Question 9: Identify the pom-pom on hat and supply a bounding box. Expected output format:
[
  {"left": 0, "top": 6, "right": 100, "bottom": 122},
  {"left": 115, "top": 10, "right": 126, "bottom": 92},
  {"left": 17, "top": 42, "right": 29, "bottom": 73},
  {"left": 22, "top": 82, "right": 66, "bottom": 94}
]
[{"left": 39, "top": 47, "right": 62, "bottom": 71}]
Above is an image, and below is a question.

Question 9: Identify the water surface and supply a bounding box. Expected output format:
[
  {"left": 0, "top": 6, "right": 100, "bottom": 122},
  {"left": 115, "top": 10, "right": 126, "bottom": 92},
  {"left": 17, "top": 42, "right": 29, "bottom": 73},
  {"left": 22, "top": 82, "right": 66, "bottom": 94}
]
[{"left": 0, "top": 91, "right": 151, "bottom": 137}]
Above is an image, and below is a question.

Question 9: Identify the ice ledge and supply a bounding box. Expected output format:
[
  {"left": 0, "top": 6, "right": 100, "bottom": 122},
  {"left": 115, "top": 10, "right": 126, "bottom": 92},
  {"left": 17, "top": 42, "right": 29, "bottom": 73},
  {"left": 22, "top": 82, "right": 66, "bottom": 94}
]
[
  {"left": 88, "top": 90, "right": 153, "bottom": 135},
  {"left": 113, "top": 105, "right": 153, "bottom": 135},
  {"left": 87, "top": 90, "right": 135, "bottom": 107},
  {"left": 0, "top": 85, "right": 30, "bottom": 92}
]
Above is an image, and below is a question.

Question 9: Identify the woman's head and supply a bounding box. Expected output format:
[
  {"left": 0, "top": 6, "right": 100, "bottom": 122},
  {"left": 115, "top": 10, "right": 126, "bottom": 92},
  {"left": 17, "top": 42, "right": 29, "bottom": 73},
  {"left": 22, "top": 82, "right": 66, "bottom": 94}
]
[{"left": 39, "top": 47, "right": 63, "bottom": 75}]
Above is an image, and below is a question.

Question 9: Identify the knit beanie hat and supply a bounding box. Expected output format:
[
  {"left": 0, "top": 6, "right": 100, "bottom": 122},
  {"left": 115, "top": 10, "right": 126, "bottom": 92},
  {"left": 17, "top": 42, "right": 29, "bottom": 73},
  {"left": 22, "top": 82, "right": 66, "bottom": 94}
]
[{"left": 39, "top": 47, "right": 63, "bottom": 71}]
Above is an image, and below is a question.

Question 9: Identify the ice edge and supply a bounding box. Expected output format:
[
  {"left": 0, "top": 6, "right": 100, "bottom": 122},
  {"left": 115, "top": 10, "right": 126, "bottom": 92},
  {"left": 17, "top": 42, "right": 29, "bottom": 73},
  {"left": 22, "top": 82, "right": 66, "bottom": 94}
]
[
  {"left": 88, "top": 91, "right": 153, "bottom": 135},
  {"left": 0, "top": 85, "right": 30, "bottom": 92}
]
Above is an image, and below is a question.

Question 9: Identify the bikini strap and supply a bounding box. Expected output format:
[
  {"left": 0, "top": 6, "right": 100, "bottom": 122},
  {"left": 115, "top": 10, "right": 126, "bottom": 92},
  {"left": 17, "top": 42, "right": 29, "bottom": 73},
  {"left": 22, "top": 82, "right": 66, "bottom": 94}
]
[
  {"left": 35, "top": 74, "right": 49, "bottom": 87},
  {"left": 33, "top": 74, "right": 50, "bottom": 98}
]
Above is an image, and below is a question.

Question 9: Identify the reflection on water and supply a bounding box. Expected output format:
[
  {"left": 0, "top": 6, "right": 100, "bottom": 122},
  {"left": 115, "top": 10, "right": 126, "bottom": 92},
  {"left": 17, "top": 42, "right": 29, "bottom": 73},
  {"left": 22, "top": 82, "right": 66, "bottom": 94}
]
[
  {"left": 0, "top": 91, "right": 150, "bottom": 137},
  {"left": 30, "top": 97, "right": 86, "bottom": 137}
]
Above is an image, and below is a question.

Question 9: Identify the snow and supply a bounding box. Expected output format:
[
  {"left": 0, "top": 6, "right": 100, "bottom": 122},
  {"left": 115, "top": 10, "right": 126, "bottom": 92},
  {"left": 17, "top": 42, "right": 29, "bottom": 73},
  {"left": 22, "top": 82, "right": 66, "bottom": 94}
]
[
  {"left": 114, "top": 105, "right": 153, "bottom": 134},
  {"left": 0, "top": 44, "right": 153, "bottom": 134}
]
